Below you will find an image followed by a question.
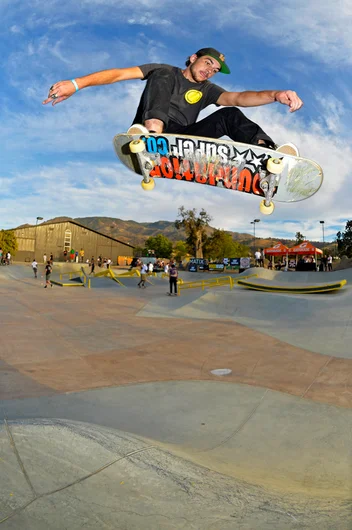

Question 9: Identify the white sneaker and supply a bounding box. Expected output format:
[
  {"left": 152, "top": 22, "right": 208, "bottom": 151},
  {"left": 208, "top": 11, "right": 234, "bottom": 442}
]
[
  {"left": 127, "top": 124, "right": 149, "bottom": 135},
  {"left": 276, "top": 143, "right": 299, "bottom": 157}
]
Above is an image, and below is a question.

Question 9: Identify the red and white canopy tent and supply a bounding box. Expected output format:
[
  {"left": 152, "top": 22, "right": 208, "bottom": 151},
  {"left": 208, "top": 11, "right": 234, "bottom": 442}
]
[
  {"left": 288, "top": 241, "right": 323, "bottom": 262},
  {"left": 264, "top": 241, "right": 323, "bottom": 268},
  {"left": 263, "top": 242, "right": 290, "bottom": 261}
]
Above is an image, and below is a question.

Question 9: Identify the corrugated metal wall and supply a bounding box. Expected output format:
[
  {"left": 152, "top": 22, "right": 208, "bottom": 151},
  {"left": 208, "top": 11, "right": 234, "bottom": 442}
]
[{"left": 14, "top": 222, "right": 133, "bottom": 263}]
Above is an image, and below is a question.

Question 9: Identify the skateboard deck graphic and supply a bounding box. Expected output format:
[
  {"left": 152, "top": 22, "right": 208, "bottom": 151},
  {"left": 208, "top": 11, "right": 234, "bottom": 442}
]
[{"left": 113, "top": 133, "right": 323, "bottom": 215}]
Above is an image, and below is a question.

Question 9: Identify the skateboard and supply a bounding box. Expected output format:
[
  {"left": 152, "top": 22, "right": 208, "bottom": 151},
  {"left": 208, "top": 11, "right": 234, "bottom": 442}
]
[{"left": 113, "top": 133, "right": 323, "bottom": 215}]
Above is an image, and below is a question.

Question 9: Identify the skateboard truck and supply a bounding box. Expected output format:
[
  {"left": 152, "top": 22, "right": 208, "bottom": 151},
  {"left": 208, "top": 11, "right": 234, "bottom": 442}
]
[
  {"left": 129, "top": 138, "right": 156, "bottom": 190},
  {"left": 259, "top": 157, "right": 284, "bottom": 215}
]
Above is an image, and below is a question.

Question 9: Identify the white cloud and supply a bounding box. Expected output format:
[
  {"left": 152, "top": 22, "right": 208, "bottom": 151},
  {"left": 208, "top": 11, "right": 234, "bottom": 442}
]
[
  {"left": 4, "top": 1, "right": 352, "bottom": 67},
  {"left": 202, "top": 0, "right": 352, "bottom": 67},
  {"left": 10, "top": 25, "right": 23, "bottom": 34}
]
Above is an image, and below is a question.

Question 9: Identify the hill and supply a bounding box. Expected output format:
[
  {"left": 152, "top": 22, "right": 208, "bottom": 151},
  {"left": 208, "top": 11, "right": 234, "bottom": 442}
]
[{"left": 43, "top": 215, "right": 329, "bottom": 250}]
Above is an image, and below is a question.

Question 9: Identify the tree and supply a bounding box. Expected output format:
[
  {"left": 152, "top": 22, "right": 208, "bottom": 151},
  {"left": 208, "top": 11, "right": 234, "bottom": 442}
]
[
  {"left": 175, "top": 207, "right": 211, "bottom": 258},
  {"left": 203, "top": 229, "right": 249, "bottom": 260},
  {"left": 173, "top": 240, "right": 188, "bottom": 262},
  {"left": 144, "top": 233, "right": 173, "bottom": 259},
  {"left": 205, "top": 230, "right": 249, "bottom": 260},
  {"left": 336, "top": 221, "right": 352, "bottom": 257},
  {"left": 0, "top": 230, "right": 17, "bottom": 256},
  {"left": 295, "top": 232, "right": 305, "bottom": 244}
]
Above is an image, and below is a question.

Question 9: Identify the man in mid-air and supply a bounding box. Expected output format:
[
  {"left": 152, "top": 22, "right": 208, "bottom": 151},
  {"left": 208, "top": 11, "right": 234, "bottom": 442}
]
[{"left": 43, "top": 47, "right": 302, "bottom": 154}]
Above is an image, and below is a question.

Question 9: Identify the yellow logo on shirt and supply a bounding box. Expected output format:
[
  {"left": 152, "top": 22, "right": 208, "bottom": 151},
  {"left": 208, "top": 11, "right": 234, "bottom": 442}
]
[{"left": 185, "top": 90, "right": 203, "bottom": 104}]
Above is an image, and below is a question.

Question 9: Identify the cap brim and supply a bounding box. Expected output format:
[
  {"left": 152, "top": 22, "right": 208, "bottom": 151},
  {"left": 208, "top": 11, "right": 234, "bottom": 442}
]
[
  {"left": 220, "top": 64, "right": 230, "bottom": 74},
  {"left": 208, "top": 53, "right": 230, "bottom": 74}
]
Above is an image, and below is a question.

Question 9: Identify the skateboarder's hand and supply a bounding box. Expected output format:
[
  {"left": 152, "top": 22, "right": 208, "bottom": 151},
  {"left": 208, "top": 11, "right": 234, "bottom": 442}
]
[
  {"left": 42, "top": 81, "right": 76, "bottom": 106},
  {"left": 275, "top": 90, "right": 303, "bottom": 113}
]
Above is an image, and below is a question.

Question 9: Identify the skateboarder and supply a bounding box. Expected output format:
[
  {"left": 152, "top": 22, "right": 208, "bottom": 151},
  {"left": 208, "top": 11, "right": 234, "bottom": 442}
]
[
  {"left": 43, "top": 47, "right": 302, "bottom": 152},
  {"left": 31, "top": 258, "right": 38, "bottom": 279},
  {"left": 44, "top": 260, "right": 53, "bottom": 288},
  {"left": 168, "top": 264, "right": 178, "bottom": 296}
]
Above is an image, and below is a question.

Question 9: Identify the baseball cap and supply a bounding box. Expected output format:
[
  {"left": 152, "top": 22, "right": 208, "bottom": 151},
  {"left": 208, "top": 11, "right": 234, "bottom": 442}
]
[{"left": 195, "top": 48, "right": 230, "bottom": 74}]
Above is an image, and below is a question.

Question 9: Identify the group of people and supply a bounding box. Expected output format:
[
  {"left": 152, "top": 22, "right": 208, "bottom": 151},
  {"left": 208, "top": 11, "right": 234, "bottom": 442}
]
[
  {"left": 266, "top": 254, "right": 334, "bottom": 271},
  {"left": 137, "top": 260, "right": 179, "bottom": 295},
  {"left": 31, "top": 258, "right": 53, "bottom": 287},
  {"left": 0, "top": 249, "right": 11, "bottom": 265},
  {"left": 82, "top": 256, "right": 113, "bottom": 274},
  {"left": 63, "top": 248, "right": 86, "bottom": 263}
]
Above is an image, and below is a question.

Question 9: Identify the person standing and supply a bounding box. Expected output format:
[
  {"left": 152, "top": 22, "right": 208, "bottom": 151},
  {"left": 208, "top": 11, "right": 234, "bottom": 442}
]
[
  {"left": 168, "top": 264, "right": 178, "bottom": 296},
  {"left": 44, "top": 260, "right": 53, "bottom": 288},
  {"left": 138, "top": 263, "right": 148, "bottom": 288},
  {"left": 31, "top": 259, "right": 38, "bottom": 278},
  {"left": 90, "top": 257, "right": 95, "bottom": 275},
  {"left": 254, "top": 249, "right": 261, "bottom": 267},
  {"left": 259, "top": 249, "right": 264, "bottom": 267},
  {"left": 327, "top": 255, "right": 333, "bottom": 271}
]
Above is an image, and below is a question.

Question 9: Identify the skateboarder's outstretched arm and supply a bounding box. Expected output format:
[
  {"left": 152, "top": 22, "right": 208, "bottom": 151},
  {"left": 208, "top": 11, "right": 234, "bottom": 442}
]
[
  {"left": 217, "top": 89, "right": 303, "bottom": 113},
  {"left": 42, "top": 67, "right": 144, "bottom": 106}
]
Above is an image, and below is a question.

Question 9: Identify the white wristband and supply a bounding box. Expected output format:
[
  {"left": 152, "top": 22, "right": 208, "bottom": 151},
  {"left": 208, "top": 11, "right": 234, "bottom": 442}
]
[{"left": 71, "top": 79, "right": 79, "bottom": 92}]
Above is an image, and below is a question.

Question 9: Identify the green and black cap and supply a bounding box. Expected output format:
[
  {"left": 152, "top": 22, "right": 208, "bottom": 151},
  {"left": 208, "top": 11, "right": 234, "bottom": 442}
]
[{"left": 195, "top": 47, "right": 230, "bottom": 74}]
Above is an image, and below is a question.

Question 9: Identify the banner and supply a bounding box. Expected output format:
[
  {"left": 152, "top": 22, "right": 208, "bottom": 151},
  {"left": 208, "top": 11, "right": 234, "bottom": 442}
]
[
  {"left": 240, "top": 257, "right": 251, "bottom": 269},
  {"left": 229, "top": 258, "right": 241, "bottom": 268},
  {"left": 209, "top": 263, "right": 225, "bottom": 271}
]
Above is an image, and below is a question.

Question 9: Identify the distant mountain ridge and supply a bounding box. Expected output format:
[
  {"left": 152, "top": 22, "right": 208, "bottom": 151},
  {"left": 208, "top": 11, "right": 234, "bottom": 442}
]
[{"left": 42, "top": 215, "right": 327, "bottom": 250}]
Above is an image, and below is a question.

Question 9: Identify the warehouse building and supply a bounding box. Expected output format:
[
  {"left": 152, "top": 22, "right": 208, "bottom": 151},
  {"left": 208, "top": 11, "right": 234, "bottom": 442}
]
[{"left": 13, "top": 219, "right": 134, "bottom": 264}]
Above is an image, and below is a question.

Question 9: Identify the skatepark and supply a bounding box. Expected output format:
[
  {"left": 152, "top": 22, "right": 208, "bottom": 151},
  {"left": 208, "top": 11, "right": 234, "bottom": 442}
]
[{"left": 1, "top": 263, "right": 351, "bottom": 529}]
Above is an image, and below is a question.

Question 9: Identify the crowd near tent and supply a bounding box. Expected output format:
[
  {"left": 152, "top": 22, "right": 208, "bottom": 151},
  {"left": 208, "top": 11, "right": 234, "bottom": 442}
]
[{"left": 263, "top": 241, "right": 323, "bottom": 269}]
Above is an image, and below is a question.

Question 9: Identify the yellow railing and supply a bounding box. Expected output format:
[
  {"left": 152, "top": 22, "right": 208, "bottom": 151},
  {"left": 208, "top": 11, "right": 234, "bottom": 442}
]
[
  {"left": 178, "top": 274, "right": 257, "bottom": 294},
  {"left": 59, "top": 269, "right": 87, "bottom": 281},
  {"left": 93, "top": 268, "right": 125, "bottom": 286},
  {"left": 179, "top": 275, "right": 234, "bottom": 293},
  {"left": 117, "top": 269, "right": 141, "bottom": 277}
]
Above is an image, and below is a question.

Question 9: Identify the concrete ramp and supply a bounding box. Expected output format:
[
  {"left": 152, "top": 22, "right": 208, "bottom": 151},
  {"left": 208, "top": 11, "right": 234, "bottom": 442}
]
[
  {"left": 139, "top": 272, "right": 352, "bottom": 359},
  {"left": 239, "top": 266, "right": 351, "bottom": 284},
  {"left": 238, "top": 278, "right": 347, "bottom": 293},
  {"left": 1, "top": 381, "right": 351, "bottom": 528}
]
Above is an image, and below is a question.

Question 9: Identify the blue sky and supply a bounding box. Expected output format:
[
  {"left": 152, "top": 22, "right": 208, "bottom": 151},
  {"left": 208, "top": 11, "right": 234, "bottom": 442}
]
[{"left": 1, "top": 0, "right": 351, "bottom": 243}]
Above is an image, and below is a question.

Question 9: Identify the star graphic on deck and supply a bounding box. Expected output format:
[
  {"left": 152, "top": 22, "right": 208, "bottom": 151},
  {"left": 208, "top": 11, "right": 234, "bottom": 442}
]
[
  {"left": 230, "top": 149, "right": 249, "bottom": 166},
  {"left": 246, "top": 150, "right": 267, "bottom": 171}
]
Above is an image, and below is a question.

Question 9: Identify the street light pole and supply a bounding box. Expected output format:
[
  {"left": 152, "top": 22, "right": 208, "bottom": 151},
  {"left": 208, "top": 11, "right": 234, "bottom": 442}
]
[
  {"left": 35, "top": 216, "right": 43, "bottom": 258},
  {"left": 250, "top": 219, "right": 260, "bottom": 255},
  {"left": 319, "top": 220, "right": 325, "bottom": 246}
]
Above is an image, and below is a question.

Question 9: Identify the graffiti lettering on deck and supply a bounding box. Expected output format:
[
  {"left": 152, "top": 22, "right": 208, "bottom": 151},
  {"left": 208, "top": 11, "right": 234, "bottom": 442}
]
[{"left": 142, "top": 135, "right": 274, "bottom": 197}]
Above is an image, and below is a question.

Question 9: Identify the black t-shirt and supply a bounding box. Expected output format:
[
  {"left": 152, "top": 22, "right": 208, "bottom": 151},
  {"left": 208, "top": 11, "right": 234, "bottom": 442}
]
[{"left": 138, "top": 64, "right": 225, "bottom": 127}]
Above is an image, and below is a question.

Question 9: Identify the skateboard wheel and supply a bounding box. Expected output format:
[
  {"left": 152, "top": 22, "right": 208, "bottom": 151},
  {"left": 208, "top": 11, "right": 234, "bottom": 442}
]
[
  {"left": 141, "top": 179, "right": 155, "bottom": 191},
  {"left": 130, "top": 139, "right": 145, "bottom": 153},
  {"left": 259, "top": 199, "right": 275, "bottom": 215},
  {"left": 267, "top": 157, "right": 284, "bottom": 174}
]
